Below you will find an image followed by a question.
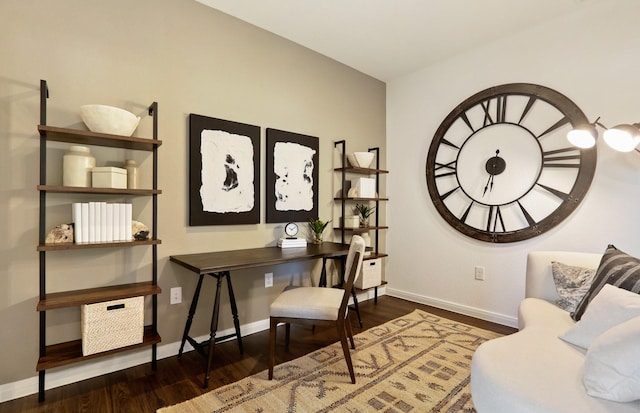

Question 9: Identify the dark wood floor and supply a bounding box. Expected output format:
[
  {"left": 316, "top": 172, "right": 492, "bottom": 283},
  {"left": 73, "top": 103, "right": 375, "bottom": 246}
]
[{"left": 2, "top": 296, "right": 516, "bottom": 413}]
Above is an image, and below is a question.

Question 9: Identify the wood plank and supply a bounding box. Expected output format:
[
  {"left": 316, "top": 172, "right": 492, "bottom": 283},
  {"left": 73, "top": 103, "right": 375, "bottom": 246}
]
[
  {"left": 333, "top": 226, "right": 389, "bottom": 231},
  {"left": 170, "top": 242, "right": 350, "bottom": 275},
  {"left": 36, "top": 326, "right": 160, "bottom": 371},
  {"left": 38, "top": 239, "right": 161, "bottom": 251},
  {"left": 38, "top": 185, "right": 161, "bottom": 195},
  {"left": 38, "top": 125, "right": 162, "bottom": 150},
  {"left": 333, "top": 196, "right": 389, "bottom": 201},
  {"left": 333, "top": 166, "right": 389, "bottom": 174},
  {"left": 37, "top": 282, "right": 161, "bottom": 311}
]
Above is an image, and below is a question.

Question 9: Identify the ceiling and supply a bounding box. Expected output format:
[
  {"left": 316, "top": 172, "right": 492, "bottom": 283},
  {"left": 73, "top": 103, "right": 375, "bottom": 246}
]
[{"left": 197, "top": 0, "right": 600, "bottom": 82}]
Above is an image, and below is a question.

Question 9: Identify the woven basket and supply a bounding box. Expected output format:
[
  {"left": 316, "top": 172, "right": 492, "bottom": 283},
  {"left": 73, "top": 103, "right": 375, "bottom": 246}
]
[{"left": 81, "top": 296, "right": 144, "bottom": 356}]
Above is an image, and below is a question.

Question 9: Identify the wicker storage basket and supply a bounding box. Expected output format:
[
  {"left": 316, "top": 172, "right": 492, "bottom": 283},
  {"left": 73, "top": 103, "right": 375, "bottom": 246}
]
[{"left": 81, "top": 296, "right": 144, "bottom": 356}]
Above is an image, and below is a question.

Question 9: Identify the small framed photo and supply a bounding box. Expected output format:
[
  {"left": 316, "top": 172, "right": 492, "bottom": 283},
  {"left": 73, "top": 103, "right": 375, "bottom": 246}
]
[
  {"left": 189, "top": 114, "right": 260, "bottom": 226},
  {"left": 265, "top": 128, "right": 319, "bottom": 223}
]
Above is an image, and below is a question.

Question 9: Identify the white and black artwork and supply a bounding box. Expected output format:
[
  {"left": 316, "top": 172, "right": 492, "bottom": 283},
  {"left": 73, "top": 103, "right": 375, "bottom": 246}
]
[
  {"left": 266, "top": 128, "right": 319, "bottom": 223},
  {"left": 189, "top": 114, "right": 260, "bottom": 225}
]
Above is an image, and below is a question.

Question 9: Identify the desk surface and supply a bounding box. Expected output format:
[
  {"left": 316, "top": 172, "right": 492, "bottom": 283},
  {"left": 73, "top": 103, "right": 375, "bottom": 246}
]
[{"left": 170, "top": 242, "right": 350, "bottom": 274}]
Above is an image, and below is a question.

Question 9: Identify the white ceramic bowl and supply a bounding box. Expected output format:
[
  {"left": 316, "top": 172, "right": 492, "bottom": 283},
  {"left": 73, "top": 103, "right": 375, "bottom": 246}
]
[
  {"left": 349, "top": 151, "right": 374, "bottom": 168},
  {"left": 80, "top": 104, "right": 140, "bottom": 136}
]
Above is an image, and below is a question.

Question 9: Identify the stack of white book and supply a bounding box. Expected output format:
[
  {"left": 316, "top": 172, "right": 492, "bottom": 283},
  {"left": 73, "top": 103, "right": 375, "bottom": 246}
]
[
  {"left": 277, "top": 237, "right": 307, "bottom": 249},
  {"left": 71, "top": 202, "right": 133, "bottom": 244}
]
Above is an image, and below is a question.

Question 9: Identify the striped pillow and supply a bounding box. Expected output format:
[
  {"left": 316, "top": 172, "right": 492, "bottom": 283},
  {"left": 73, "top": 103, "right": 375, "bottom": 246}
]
[{"left": 571, "top": 245, "right": 640, "bottom": 321}]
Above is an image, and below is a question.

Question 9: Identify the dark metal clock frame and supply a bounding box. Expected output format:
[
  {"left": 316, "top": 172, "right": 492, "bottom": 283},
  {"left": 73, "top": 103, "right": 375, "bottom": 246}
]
[{"left": 425, "top": 83, "right": 597, "bottom": 243}]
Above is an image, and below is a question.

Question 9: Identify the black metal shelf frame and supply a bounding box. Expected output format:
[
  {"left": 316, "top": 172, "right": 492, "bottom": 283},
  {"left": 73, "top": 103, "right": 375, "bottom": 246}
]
[{"left": 37, "top": 80, "right": 160, "bottom": 401}]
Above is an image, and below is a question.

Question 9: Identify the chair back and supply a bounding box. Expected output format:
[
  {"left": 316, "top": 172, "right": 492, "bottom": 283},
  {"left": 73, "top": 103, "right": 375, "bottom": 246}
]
[{"left": 339, "top": 235, "right": 366, "bottom": 315}]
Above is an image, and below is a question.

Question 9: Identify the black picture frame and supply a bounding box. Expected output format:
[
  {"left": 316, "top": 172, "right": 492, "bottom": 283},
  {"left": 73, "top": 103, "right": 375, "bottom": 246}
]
[
  {"left": 189, "top": 114, "right": 260, "bottom": 226},
  {"left": 265, "top": 128, "right": 319, "bottom": 223}
]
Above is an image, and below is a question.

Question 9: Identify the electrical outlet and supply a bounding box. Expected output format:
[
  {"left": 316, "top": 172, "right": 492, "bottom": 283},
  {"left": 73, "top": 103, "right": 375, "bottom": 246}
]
[
  {"left": 170, "top": 287, "right": 182, "bottom": 304},
  {"left": 265, "top": 272, "right": 273, "bottom": 288},
  {"left": 474, "top": 266, "right": 485, "bottom": 281}
]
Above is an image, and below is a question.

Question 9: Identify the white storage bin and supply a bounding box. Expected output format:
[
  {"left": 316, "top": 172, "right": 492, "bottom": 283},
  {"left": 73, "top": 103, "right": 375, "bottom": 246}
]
[
  {"left": 355, "top": 258, "right": 382, "bottom": 289},
  {"left": 355, "top": 177, "right": 376, "bottom": 198},
  {"left": 91, "top": 166, "right": 127, "bottom": 189},
  {"left": 81, "top": 296, "right": 144, "bottom": 356}
]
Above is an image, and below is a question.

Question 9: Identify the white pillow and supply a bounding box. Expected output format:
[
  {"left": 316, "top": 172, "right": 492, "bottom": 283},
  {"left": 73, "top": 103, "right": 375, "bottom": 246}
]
[
  {"left": 559, "top": 284, "right": 640, "bottom": 349},
  {"left": 583, "top": 316, "right": 640, "bottom": 402}
]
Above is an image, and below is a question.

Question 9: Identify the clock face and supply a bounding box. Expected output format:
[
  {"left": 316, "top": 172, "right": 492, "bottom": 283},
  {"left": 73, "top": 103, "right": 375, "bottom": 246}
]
[
  {"left": 426, "top": 83, "right": 597, "bottom": 243},
  {"left": 284, "top": 222, "right": 298, "bottom": 237}
]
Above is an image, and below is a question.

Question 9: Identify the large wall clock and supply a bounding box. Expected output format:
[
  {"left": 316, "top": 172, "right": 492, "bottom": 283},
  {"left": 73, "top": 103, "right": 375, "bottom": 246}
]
[{"left": 425, "top": 83, "right": 597, "bottom": 243}]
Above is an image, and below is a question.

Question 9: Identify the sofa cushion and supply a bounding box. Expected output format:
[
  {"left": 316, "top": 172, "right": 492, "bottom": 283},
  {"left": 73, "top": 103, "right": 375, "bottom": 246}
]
[
  {"left": 551, "top": 261, "right": 596, "bottom": 312},
  {"left": 560, "top": 284, "right": 640, "bottom": 349},
  {"left": 583, "top": 315, "right": 640, "bottom": 402},
  {"left": 572, "top": 245, "right": 640, "bottom": 321}
]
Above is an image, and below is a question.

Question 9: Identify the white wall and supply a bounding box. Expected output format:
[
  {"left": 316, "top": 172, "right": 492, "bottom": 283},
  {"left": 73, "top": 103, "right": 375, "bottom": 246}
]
[{"left": 386, "top": 0, "right": 640, "bottom": 326}]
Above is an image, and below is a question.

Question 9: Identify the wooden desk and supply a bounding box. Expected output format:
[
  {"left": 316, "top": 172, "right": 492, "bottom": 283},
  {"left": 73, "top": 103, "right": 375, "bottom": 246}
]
[{"left": 169, "top": 242, "right": 350, "bottom": 387}]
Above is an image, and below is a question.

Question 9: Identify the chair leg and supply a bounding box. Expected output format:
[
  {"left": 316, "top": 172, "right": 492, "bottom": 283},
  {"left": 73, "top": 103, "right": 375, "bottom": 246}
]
[
  {"left": 285, "top": 323, "right": 291, "bottom": 351},
  {"left": 345, "top": 312, "right": 355, "bottom": 349},
  {"left": 337, "top": 318, "right": 356, "bottom": 384},
  {"left": 268, "top": 318, "right": 277, "bottom": 380}
]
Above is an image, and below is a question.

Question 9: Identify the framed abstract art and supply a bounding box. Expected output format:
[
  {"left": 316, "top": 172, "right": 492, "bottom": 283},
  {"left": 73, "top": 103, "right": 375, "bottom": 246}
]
[
  {"left": 189, "top": 114, "right": 260, "bottom": 225},
  {"left": 265, "top": 128, "right": 319, "bottom": 223}
]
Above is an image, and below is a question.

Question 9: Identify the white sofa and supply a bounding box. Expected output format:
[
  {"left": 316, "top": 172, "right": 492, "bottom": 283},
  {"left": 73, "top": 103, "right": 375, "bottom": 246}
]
[{"left": 471, "top": 251, "right": 640, "bottom": 413}]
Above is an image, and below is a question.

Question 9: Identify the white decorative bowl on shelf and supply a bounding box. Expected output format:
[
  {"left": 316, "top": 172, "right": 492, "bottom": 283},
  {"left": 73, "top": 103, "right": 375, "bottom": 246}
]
[
  {"left": 80, "top": 104, "right": 140, "bottom": 137},
  {"left": 347, "top": 151, "right": 374, "bottom": 168}
]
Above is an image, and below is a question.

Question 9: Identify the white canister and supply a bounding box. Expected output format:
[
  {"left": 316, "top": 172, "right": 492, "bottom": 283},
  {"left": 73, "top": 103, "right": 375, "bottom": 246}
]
[
  {"left": 125, "top": 159, "right": 139, "bottom": 189},
  {"left": 63, "top": 146, "right": 95, "bottom": 187}
]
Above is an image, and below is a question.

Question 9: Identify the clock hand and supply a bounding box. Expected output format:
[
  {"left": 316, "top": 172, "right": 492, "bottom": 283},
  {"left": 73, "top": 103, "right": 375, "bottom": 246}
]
[
  {"left": 483, "top": 150, "right": 504, "bottom": 197},
  {"left": 483, "top": 174, "right": 492, "bottom": 196}
]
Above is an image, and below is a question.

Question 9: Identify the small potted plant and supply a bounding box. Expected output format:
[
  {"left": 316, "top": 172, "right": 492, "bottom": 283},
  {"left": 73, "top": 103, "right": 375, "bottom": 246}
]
[
  {"left": 308, "top": 217, "right": 331, "bottom": 244},
  {"left": 354, "top": 203, "right": 375, "bottom": 227}
]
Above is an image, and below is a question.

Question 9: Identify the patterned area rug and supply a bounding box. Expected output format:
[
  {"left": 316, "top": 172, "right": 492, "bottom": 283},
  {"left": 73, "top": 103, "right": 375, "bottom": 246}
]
[{"left": 158, "top": 309, "right": 502, "bottom": 413}]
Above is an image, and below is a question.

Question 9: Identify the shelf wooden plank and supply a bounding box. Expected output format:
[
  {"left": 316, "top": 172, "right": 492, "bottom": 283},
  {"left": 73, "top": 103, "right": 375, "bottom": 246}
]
[
  {"left": 364, "top": 253, "right": 388, "bottom": 260},
  {"left": 36, "top": 326, "right": 160, "bottom": 371},
  {"left": 334, "top": 166, "right": 388, "bottom": 174},
  {"left": 38, "top": 185, "right": 161, "bottom": 195},
  {"left": 38, "top": 125, "right": 162, "bottom": 151},
  {"left": 37, "top": 239, "right": 161, "bottom": 251},
  {"left": 333, "top": 226, "right": 389, "bottom": 231},
  {"left": 334, "top": 197, "right": 389, "bottom": 201},
  {"left": 37, "top": 281, "right": 161, "bottom": 311},
  {"left": 355, "top": 280, "right": 388, "bottom": 292}
]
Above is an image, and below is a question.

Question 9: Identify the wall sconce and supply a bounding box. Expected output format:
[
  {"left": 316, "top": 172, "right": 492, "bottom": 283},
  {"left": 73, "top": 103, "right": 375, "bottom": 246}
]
[{"left": 567, "top": 117, "right": 640, "bottom": 153}]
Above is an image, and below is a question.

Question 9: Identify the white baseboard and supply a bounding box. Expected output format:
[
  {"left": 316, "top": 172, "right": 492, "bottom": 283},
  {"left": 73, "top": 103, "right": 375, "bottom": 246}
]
[
  {"left": 386, "top": 287, "right": 518, "bottom": 328},
  {"left": 0, "top": 291, "right": 386, "bottom": 403}
]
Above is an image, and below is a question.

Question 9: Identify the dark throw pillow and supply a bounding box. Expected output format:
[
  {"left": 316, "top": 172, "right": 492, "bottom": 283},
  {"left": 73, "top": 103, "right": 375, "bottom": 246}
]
[{"left": 571, "top": 244, "right": 640, "bottom": 321}]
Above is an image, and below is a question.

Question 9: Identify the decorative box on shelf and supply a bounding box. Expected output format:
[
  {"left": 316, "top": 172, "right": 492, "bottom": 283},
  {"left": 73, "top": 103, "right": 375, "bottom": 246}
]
[
  {"left": 355, "top": 258, "right": 382, "bottom": 289},
  {"left": 91, "top": 166, "right": 127, "bottom": 189},
  {"left": 81, "top": 296, "right": 144, "bottom": 356},
  {"left": 355, "top": 177, "right": 376, "bottom": 198},
  {"left": 343, "top": 215, "right": 360, "bottom": 229}
]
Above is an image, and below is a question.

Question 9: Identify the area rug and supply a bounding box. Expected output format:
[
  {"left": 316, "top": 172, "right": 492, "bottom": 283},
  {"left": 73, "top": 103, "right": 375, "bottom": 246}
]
[{"left": 158, "top": 309, "right": 502, "bottom": 413}]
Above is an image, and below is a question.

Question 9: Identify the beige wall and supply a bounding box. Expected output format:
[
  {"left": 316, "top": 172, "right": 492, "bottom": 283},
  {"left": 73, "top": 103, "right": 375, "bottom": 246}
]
[{"left": 0, "top": 0, "right": 385, "bottom": 390}]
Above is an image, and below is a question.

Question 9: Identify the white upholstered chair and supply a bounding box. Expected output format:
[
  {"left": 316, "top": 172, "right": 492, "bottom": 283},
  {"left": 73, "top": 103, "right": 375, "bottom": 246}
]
[{"left": 268, "top": 235, "right": 366, "bottom": 384}]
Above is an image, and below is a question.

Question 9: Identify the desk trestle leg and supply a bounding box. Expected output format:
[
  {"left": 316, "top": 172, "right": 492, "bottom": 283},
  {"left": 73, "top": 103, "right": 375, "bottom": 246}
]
[
  {"left": 177, "top": 271, "right": 244, "bottom": 388},
  {"left": 178, "top": 273, "right": 205, "bottom": 358}
]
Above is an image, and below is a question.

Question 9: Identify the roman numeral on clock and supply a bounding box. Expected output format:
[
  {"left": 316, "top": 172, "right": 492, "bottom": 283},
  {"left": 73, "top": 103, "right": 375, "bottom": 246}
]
[
  {"left": 487, "top": 205, "right": 505, "bottom": 233},
  {"left": 543, "top": 147, "right": 581, "bottom": 168}
]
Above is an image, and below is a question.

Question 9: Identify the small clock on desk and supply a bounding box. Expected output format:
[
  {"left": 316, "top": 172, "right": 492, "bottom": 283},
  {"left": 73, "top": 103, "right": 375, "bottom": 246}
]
[{"left": 284, "top": 222, "right": 299, "bottom": 239}]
